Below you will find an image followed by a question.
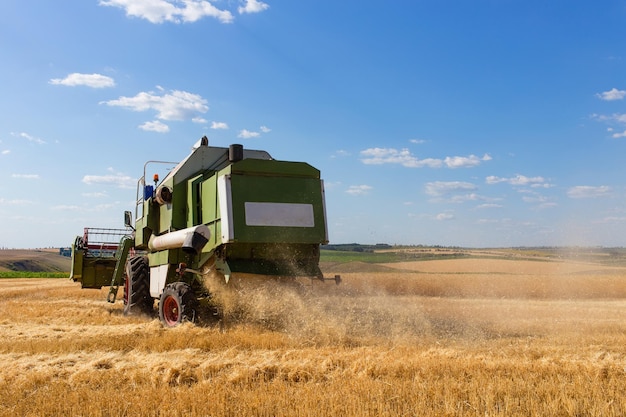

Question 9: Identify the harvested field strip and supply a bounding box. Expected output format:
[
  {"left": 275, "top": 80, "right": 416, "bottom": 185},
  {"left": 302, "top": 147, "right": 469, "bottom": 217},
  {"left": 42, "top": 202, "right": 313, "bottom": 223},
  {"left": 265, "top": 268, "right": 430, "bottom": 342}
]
[{"left": 1, "top": 257, "right": 626, "bottom": 416}]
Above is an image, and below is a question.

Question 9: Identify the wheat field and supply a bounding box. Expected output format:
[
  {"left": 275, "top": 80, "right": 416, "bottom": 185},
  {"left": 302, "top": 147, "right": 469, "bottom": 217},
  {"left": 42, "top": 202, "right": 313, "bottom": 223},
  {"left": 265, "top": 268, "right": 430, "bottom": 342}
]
[{"left": 1, "top": 257, "right": 625, "bottom": 416}]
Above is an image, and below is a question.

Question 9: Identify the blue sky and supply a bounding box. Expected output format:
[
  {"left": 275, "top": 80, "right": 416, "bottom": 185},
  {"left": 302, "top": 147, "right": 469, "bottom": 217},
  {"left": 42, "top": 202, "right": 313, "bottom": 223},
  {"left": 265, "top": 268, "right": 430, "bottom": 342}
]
[{"left": 2, "top": 1, "right": 626, "bottom": 248}]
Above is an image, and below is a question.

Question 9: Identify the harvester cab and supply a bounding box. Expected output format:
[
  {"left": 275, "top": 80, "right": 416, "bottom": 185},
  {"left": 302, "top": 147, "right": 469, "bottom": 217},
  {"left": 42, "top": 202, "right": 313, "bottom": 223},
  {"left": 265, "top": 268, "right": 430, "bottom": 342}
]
[{"left": 70, "top": 137, "right": 340, "bottom": 327}]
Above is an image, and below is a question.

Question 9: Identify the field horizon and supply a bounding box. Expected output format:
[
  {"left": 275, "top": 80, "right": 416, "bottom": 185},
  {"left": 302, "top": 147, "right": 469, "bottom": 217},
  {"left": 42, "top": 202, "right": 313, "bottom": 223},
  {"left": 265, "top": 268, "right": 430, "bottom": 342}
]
[{"left": 3, "top": 244, "right": 626, "bottom": 274}]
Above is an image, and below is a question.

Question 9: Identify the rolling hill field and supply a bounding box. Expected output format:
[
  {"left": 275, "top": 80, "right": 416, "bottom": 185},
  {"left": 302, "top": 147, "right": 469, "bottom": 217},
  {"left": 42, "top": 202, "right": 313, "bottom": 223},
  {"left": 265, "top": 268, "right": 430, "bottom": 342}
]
[
  {"left": 0, "top": 249, "right": 71, "bottom": 273},
  {"left": 0, "top": 248, "right": 625, "bottom": 416}
]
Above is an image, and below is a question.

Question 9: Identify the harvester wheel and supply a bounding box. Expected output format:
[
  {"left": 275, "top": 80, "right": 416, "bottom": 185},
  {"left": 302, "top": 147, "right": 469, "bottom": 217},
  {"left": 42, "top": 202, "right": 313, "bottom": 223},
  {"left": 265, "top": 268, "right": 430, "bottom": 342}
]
[
  {"left": 159, "top": 282, "right": 197, "bottom": 327},
  {"left": 123, "top": 256, "right": 153, "bottom": 316}
]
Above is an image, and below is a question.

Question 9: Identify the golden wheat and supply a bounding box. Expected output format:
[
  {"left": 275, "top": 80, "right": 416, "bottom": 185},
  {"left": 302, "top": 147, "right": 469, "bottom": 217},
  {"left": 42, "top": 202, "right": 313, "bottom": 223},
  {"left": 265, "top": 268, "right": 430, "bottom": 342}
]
[{"left": 1, "top": 257, "right": 626, "bottom": 416}]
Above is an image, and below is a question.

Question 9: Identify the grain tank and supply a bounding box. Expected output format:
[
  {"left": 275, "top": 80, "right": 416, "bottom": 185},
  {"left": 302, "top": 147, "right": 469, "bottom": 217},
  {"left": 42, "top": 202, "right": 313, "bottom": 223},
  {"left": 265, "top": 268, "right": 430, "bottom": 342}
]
[{"left": 70, "top": 137, "right": 339, "bottom": 327}]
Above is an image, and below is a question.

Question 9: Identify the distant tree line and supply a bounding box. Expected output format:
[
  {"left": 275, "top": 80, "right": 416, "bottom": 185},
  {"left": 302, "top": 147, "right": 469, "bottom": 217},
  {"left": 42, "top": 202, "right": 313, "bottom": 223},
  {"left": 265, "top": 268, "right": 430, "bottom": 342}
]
[{"left": 322, "top": 243, "right": 392, "bottom": 253}]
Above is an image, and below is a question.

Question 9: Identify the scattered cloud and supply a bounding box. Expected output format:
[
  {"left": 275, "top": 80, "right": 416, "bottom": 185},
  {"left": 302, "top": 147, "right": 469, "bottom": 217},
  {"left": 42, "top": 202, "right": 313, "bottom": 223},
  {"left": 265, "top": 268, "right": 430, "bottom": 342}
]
[
  {"left": 425, "top": 181, "right": 484, "bottom": 204},
  {"left": 596, "top": 88, "right": 626, "bottom": 101},
  {"left": 238, "top": 129, "right": 260, "bottom": 139},
  {"left": 237, "top": 126, "right": 269, "bottom": 138},
  {"left": 409, "top": 139, "right": 426, "bottom": 144},
  {"left": 522, "top": 194, "right": 549, "bottom": 204},
  {"left": 596, "top": 216, "right": 626, "bottom": 224},
  {"left": 11, "top": 132, "right": 45, "bottom": 145},
  {"left": 82, "top": 191, "right": 109, "bottom": 198},
  {"left": 590, "top": 113, "right": 626, "bottom": 138},
  {"left": 50, "top": 203, "right": 119, "bottom": 212},
  {"left": 99, "top": 0, "right": 235, "bottom": 24},
  {"left": 139, "top": 120, "right": 170, "bottom": 133},
  {"left": 425, "top": 181, "right": 477, "bottom": 197},
  {"left": 238, "top": 0, "right": 269, "bottom": 14},
  {"left": 50, "top": 205, "right": 82, "bottom": 211},
  {"left": 360, "top": 147, "right": 491, "bottom": 168},
  {"left": 475, "top": 203, "right": 503, "bottom": 209},
  {"left": 11, "top": 174, "right": 40, "bottom": 179},
  {"left": 346, "top": 185, "right": 372, "bottom": 196},
  {"left": 331, "top": 150, "right": 351, "bottom": 158},
  {"left": 486, "top": 174, "right": 551, "bottom": 188},
  {"left": 0, "top": 198, "right": 32, "bottom": 206},
  {"left": 82, "top": 170, "right": 136, "bottom": 188},
  {"left": 435, "top": 212, "right": 455, "bottom": 221},
  {"left": 1, "top": 150, "right": 9, "bottom": 155},
  {"left": 567, "top": 185, "right": 611, "bottom": 199},
  {"left": 49, "top": 73, "right": 115, "bottom": 88},
  {"left": 211, "top": 121, "right": 229, "bottom": 130},
  {"left": 444, "top": 153, "right": 491, "bottom": 168},
  {"left": 361, "top": 148, "right": 433, "bottom": 167},
  {"left": 192, "top": 116, "right": 207, "bottom": 124},
  {"left": 101, "top": 89, "right": 209, "bottom": 121},
  {"left": 591, "top": 113, "right": 626, "bottom": 124}
]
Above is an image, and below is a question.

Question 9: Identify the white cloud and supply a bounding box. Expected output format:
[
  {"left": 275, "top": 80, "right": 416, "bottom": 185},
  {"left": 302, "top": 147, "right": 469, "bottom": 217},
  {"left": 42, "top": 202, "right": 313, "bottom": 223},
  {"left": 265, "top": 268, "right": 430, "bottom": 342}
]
[
  {"left": 611, "top": 130, "right": 626, "bottom": 138},
  {"left": 11, "top": 174, "right": 40, "bottom": 179},
  {"left": 435, "top": 212, "right": 455, "bottom": 221},
  {"left": 238, "top": 0, "right": 269, "bottom": 14},
  {"left": 486, "top": 174, "right": 549, "bottom": 187},
  {"left": 82, "top": 191, "right": 109, "bottom": 198},
  {"left": 409, "top": 139, "right": 426, "bottom": 144},
  {"left": 1, "top": 150, "right": 9, "bottom": 155},
  {"left": 238, "top": 129, "right": 260, "bottom": 139},
  {"left": 49, "top": 73, "right": 115, "bottom": 88},
  {"left": 0, "top": 198, "right": 32, "bottom": 205},
  {"left": 425, "top": 181, "right": 477, "bottom": 197},
  {"left": 591, "top": 113, "right": 626, "bottom": 124},
  {"left": 260, "top": 125, "right": 271, "bottom": 133},
  {"left": 99, "top": 0, "right": 234, "bottom": 24},
  {"left": 102, "top": 89, "right": 209, "bottom": 121},
  {"left": 596, "top": 88, "right": 626, "bottom": 101},
  {"left": 211, "top": 121, "right": 229, "bottom": 130},
  {"left": 331, "top": 150, "right": 351, "bottom": 158},
  {"left": 597, "top": 216, "right": 626, "bottom": 224},
  {"left": 522, "top": 195, "right": 548, "bottom": 204},
  {"left": 360, "top": 148, "right": 491, "bottom": 169},
  {"left": 360, "top": 148, "right": 440, "bottom": 168},
  {"left": 425, "top": 181, "right": 490, "bottom": 204},
  {"left": 346, "top": 185, "right": 372, "bottom": 196},
  {"left": 444, "top": 154, "right": 491, "bottom": 168},
  {"left": 476, "top": 203, "right": 503, "bottom": 209},
  {"left": 82, "top": 172, "right": 136, "bottom": 188},
  {"left": 192, "top": 116, "right": 207, "bottom": 124},
  {"left": 51, "top": 205, "right": 82, "bottom": 211},
  {"left": 11, "top": 132, "right": 45, "bottom": 145},
  {"left": 139, "top": 120, "right": 170, "bottom": 133},
  {"left": 567, "top": 185, "right": 611, "bottom": 199}
]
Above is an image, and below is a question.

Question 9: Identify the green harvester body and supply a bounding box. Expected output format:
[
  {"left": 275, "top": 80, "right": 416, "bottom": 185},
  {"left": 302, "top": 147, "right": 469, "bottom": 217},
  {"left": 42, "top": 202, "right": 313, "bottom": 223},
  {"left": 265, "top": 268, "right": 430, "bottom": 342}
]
[{"left": 69, "top": 139, "right": 336, "bottom": 322}]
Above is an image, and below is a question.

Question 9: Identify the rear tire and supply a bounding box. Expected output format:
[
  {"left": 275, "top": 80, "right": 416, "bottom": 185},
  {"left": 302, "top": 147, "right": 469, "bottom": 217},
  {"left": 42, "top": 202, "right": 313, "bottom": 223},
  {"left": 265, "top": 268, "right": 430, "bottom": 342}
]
[
  {"left": 123, "top": 256, "right": 153, "bottom": 316},
  {"left": 159, "top": 282, "right": 197, "bottom": 327}
]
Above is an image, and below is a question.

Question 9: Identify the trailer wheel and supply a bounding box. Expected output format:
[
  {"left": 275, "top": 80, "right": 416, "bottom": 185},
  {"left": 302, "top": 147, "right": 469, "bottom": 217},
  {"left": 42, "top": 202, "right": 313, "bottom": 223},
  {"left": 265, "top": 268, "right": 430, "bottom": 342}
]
[
  {"left": 123, "top": 256, "right": 153, "bottom": 316},
  {"left": 159, "top": 282, "right": 197, "bottom": 327}
]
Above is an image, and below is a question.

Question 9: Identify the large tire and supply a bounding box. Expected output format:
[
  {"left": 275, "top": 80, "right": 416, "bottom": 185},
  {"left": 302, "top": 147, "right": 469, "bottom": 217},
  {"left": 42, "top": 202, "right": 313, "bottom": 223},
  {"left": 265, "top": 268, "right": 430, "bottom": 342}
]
[
  {"left": 123, "top": 256, "right": 153, "bottom": 316},
  {"left": 159, "top": 282, "right": 197, "bottom": 327}
]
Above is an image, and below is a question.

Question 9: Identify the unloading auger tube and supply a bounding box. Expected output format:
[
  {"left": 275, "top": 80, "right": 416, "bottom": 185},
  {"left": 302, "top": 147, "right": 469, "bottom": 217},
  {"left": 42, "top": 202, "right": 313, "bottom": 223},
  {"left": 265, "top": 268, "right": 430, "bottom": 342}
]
[{"left": 69, "top": 136, "right": 341, "bottom": 327}]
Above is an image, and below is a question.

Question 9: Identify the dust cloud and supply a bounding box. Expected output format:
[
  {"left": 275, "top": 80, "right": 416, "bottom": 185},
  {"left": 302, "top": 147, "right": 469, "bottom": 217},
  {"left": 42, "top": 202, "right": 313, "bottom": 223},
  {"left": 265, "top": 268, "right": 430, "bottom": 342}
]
[{"left": 198, "top": 263, "right": 626, "bottom": 344}]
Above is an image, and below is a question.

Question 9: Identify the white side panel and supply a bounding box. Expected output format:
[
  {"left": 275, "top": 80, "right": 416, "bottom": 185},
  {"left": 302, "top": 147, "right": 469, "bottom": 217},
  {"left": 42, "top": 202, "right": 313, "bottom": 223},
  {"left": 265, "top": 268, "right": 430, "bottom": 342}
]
[
  {"left": 217, "top": 175, "right": 234, "bottom": 242},
  {"left": 150, "top": 265, "right": 169, "bottom": 298},
  {"left": 245, "top": 202, "right": 314, "bottom": 227}
]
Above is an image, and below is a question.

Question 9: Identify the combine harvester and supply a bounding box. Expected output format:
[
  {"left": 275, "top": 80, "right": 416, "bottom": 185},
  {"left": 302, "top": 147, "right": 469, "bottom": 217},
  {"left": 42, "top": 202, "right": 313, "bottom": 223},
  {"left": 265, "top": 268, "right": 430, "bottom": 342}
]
[{"left": 70, "top": 137, "right": 340, "bottom": 327}]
